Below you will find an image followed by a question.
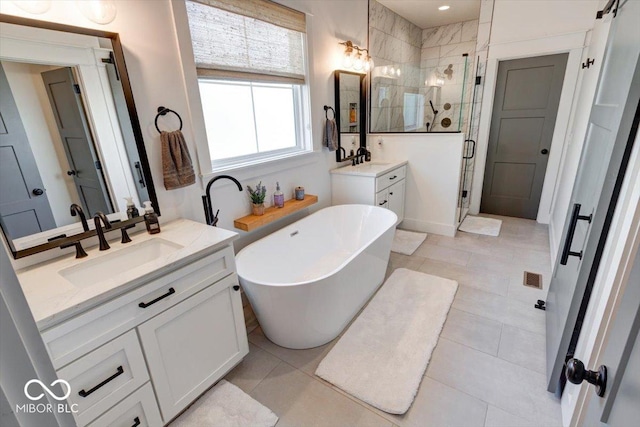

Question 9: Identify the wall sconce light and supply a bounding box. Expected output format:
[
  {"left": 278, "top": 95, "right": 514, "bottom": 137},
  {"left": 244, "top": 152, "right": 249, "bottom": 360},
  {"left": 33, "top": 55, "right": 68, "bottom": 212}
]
[
  {"left": 339, "top": 41, "right": 374, "bottom": 73},
  {"left": 76, "top": 0, "right": 117, "bottom": 25},
  {"left": 10, "top": 0, "right": 51, "bottom": 14}
]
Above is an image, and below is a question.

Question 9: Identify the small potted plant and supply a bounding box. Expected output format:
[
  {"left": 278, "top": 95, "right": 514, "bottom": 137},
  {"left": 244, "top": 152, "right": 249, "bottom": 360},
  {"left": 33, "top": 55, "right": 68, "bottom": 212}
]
[{"left": 247, "top": 181, "right": 267, "bottom": 216}]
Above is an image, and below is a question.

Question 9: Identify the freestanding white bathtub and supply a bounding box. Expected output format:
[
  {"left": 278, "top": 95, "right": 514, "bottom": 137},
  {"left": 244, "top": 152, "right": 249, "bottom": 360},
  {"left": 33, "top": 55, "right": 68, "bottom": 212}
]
[{"left": 236, "top": 205, "right": 397, "bottom": 349}]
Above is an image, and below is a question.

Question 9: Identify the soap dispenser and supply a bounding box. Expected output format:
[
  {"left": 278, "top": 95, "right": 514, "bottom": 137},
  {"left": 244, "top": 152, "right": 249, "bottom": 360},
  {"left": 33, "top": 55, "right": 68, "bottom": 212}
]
[
  {"left": 124, "top": 197, "right": 139, "bottom": 218},
  {"left": 143, "top": 201, "right": 161, "bottom": 234},
  {"left": 274, "top": 182, "right": 284, "bottom": 208}
]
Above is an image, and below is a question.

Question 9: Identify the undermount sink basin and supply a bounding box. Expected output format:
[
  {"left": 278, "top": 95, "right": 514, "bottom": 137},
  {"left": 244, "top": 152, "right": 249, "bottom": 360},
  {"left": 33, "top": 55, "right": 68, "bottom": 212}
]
[{"left": 59, "top": 238, "right": 184, "bottom": 286}]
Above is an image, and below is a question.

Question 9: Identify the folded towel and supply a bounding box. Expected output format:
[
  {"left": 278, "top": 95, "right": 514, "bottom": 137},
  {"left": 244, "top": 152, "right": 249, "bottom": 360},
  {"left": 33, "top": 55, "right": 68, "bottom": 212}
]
[
  {"left": 161, "top": 130, "right": 195, "bottom": 190},
  {"left": 323, "top": 118, "right": 338, "bottom": 151}
]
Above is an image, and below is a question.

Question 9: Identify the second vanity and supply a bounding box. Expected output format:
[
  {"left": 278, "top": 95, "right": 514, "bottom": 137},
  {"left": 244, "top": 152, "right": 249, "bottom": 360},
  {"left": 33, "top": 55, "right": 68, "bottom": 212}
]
[
  {"left": 16, "top": 219, "right": 248, "bottom": 426},
  {"left": 331, "top": 160, "right": 408, "bottom": 224}
]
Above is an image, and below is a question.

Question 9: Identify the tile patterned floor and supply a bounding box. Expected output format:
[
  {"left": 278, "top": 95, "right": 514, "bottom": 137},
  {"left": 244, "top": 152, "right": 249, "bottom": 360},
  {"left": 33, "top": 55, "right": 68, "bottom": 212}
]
[{"left": 225, "top": 215, "right": 562, "bottom": 427}]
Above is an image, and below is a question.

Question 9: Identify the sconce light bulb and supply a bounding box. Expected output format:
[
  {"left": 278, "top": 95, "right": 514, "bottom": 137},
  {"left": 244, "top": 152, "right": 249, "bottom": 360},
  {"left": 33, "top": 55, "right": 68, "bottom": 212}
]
[
  {"left": 77, "top": 0, "right": 117, "bottom": 25},
  {"left": 11, "top": 0, "right": 51, "bottom": 14},
  {"left": 389, "top": 66, "right": 396, "bottom": 76},
  {"left": 364, "top": 60, "right": 371, "bottom": 72},
  {"left": 343, "top": 52, "right": 354, "bottom": 69},
  {"left": 382, "top": 66, "right": 388, "bottom": 75},
  {"left": 354, "top": 54, "right": 364, "bottom": 71},
  {"left": 396, "top": 68, "right": 402, "bottom": 77}
]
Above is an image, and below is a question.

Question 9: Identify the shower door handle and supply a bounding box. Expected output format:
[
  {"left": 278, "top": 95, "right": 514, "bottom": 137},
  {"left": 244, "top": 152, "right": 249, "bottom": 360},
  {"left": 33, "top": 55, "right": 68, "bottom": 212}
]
[{"left": 463, "top": 140, "right": 476, "bottom": 159}]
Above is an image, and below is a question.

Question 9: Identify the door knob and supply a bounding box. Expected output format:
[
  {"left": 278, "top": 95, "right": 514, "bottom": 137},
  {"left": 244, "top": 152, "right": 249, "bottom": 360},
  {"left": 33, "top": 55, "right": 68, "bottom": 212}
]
[
  {"left": 67, "top": 170, "right": 77, "bottom": 176},
  {"left": 32, "top": 188, "right": 44, "bottom": 196},
  {"left": 566, "top": 358, "right": 607, "bottom": 397},
  {"left": 541, "top": 149, "right": 549, "bottom": 155}
]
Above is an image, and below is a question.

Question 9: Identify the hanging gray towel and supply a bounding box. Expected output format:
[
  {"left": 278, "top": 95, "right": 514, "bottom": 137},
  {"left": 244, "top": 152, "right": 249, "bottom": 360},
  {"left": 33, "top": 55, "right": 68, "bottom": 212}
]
[
  {"left": 161, "top": 130, "right": 195, "bottom": 190},
  {"left": 323, "top": 118, "right": 338, "bottom": 151}
]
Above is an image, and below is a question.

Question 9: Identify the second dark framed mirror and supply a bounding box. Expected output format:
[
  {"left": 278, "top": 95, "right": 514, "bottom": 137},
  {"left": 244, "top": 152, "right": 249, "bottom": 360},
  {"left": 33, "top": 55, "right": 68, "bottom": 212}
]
[{"left": 334, "top": 70, "right": 366, "bottom": 162}]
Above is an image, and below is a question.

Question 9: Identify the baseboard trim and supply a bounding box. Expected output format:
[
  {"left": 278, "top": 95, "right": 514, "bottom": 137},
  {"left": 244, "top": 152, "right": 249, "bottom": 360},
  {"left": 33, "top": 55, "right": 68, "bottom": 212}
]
[{"left": 400, "top": 218, "right": 457, "bottom": 237}]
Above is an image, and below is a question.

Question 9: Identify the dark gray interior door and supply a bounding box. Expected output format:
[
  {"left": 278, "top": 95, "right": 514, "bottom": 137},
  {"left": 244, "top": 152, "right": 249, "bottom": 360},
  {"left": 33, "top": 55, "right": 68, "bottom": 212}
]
[
  {"left": 41, "top": 67, "right": 113, "bottom": 217},
  {"left": 546, "top": 0, "right": 640, "bottom": 394},
  {"left": 481, "top": 54, "right": 568, "bottom": 219},
  {"left": 0, "top": 64, "right": 56, "bottom": 239}
]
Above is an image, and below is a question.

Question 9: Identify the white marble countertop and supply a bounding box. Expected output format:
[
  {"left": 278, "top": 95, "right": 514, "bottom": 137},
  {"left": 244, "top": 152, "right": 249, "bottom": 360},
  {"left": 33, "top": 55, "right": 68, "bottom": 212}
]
[
  {"left": 16, "top": 219, "right": 238, "bottom": 330},
  {"left": 330, "top": 159, "right": 408, "bottom": 177}
]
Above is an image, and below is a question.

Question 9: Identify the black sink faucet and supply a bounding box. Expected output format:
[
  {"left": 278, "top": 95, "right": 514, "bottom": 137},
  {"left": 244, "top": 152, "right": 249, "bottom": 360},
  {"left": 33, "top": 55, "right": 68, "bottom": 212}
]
[
  {"left": 202, "top": 175, "right": 243, "bottom": 227},
  {"left": 70, "top": 204, "right": 89, "bottom": 232},
  {"left": 93, "top": 212, "right": 112, "bottom": 251},
  {"left": 356, "top": 147, "right": 368, "bottom": 164}
]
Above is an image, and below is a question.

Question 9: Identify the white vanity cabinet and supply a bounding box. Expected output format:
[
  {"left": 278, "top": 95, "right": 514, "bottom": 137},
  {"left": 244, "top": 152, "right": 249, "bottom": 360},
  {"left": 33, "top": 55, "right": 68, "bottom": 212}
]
[
  {"left": 138, "top": 274, "right": 246, "bottom": 422},
  {"left": 331, "top": 161, "right": 407, "bottom": 224},
  {"left": 27, "top": 224, "right": 248, "bottom": 427}
]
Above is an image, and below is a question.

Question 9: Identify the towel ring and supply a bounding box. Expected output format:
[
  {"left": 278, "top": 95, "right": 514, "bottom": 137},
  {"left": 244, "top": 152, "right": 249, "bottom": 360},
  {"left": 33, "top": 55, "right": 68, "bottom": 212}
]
[
  {"left": 324, "top": 105, "right": 335, "bottom": 120},
  {"left": 155, "top": 106, "right": 183, "bottom": 133}
]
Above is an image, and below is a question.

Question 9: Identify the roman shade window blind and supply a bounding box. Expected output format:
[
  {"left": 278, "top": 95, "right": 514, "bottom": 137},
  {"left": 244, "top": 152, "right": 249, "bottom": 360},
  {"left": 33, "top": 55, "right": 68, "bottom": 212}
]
[{"left": 186, "top": 0, "right": 307, "bottom": 84}]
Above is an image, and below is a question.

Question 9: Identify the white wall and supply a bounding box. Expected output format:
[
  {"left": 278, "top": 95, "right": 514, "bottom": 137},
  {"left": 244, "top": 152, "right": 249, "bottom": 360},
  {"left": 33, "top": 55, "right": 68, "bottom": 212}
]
[
  {"left": 370, "top": 133, "right": 464, "bottom": 236},
  {"left": 1, "top": 61, "right": 79, "bottom": 227},
  {"left": 0, "top": 0, "right": 369, "bottom": 259},
  {"left": 490, "top": 0, "right": 600, "bottom": 45}
]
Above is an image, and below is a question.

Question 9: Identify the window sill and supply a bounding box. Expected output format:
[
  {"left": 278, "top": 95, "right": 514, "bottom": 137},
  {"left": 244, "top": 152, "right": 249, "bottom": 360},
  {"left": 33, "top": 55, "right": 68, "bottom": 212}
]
[{"left": 201, "top": 150, "right": 320, "bottom": 188}]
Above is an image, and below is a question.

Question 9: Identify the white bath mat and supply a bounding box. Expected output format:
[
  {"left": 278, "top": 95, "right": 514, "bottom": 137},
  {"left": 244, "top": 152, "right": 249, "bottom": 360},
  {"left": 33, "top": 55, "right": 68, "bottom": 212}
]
[
  {"left": 391, "top": 229, "right": 427, "bottom": 255},
  {"left": 459, "top": 216, "right": 502, "bottom": 236},
  {"left": 315, "top": 268, "right": 458, "bottom": 414},
  {"left": 170, "top": 380, "right": 278, "bottom": 427}
]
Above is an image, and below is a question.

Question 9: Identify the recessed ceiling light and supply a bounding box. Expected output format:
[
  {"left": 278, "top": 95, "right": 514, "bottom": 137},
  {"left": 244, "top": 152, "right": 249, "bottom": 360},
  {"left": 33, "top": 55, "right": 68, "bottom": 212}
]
[{"left": 439, "top": 5, "right": 450, "bottom": 11}]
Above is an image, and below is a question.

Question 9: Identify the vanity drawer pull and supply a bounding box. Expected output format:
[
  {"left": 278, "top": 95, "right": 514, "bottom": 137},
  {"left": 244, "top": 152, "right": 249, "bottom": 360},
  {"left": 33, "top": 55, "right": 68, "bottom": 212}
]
[
  {"left": 138, "top": 287, "right": 175, "bottom": 308},
  {"left": 233, "top": 285, "right": 240, "bottom": 291},
  {"left": 78, "top": 366, "right": 124, "bottom": 397},
  {"left": 389, "top": 175, "right": 397, "bottom": 180},
  {"left": 379, "top": 200, "right": 388, "bottom": 206},
  {"left": 131, "top": 416, "right": 141, "bottom": 427}
]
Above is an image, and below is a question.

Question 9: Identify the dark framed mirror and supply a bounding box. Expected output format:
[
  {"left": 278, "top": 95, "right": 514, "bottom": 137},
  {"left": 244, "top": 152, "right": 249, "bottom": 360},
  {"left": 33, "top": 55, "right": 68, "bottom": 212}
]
[
  {"left": 334, "top": 70, "right": 366, "bottom": 162},
  {"left": 0, "top": 14, "right": 159, "bottom": 259}
]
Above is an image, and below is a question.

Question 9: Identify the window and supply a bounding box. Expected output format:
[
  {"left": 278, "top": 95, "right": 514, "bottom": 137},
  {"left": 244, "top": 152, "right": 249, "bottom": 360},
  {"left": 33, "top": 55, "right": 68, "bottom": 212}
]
[{"left": 186, "top": 0, "right": 310, "bottom": 170}]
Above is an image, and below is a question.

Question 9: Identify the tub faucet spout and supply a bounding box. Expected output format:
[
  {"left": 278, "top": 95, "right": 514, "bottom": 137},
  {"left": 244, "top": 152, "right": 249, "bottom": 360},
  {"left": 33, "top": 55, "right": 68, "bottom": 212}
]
[{"left": 202, "top": 175, "right": 243, "bottom": 227}]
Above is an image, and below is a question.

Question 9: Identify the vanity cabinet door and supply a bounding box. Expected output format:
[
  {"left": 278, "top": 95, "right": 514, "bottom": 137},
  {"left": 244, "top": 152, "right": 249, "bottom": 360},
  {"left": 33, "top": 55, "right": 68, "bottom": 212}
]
[
  {"left": 388, "top": 179, "right": 406, "bottom": 223},
  {"left": 137, "top": 274, "right": 248, "bottom": 423}
]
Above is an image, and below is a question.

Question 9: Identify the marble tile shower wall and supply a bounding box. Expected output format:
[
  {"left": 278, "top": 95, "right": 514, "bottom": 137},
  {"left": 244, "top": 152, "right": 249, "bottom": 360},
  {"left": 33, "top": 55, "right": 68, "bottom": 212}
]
[
  {"left": 369, "top": 0, "right": 422, "bottom": 132},
  {"left": 420, "top": 20, "right": 478, "bottom": 133}
]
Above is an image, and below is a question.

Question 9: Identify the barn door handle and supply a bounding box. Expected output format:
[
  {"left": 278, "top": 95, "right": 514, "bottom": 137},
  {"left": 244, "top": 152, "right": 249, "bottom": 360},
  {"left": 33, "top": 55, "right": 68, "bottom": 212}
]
[
  {"left": 32, "top": 188, "right": 44, "bottom": 196},
  {"left": 67, "top": 170, "right": 77, "bottom": 176},
  {"left": 566, "top": 358, "right": 607, "bottom": 397},
  {"left": 560, "top": 203, "right": 592, "bottom": 265},
  {"left": 134, "top": 162, "right": 146, "bottom": 188}
]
